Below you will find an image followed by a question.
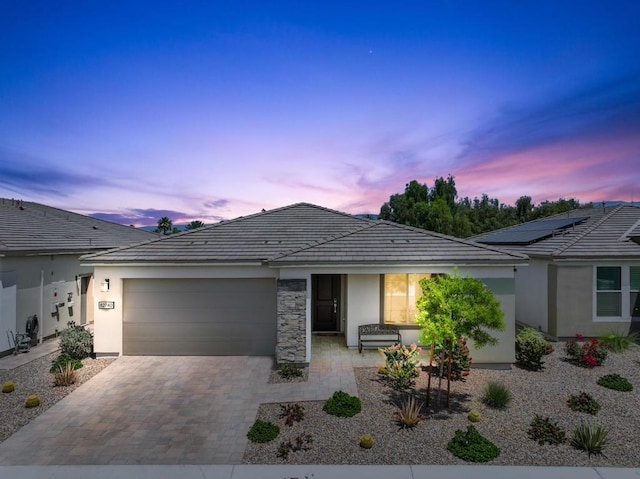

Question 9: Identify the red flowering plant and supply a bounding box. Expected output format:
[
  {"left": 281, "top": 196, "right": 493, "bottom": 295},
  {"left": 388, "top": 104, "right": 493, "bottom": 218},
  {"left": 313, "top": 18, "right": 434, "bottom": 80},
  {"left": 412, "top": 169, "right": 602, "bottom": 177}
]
[
  {"left": 564, "top": 335, "right": 607, "bottom": 367},
  {"left": 434, "top": 336, "right": 472, "bottom": 380},
  {"left": 379, "top": 343, "right": 422, "bottom": 390}
]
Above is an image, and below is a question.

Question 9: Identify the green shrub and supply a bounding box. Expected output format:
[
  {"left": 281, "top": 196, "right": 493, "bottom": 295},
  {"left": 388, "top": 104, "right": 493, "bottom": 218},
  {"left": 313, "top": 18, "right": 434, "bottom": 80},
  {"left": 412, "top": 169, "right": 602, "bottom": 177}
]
[
  {"left": 567, "top": 392, "right": 601, "bottom": 415},
  {"left": 25, "top": 394, "right": 40, "bottom": 408},
  {"left": 597, "top": 373, "right": 633, "bottom": 392},
  {"left": 360, "top": 434, "right": 374, "bottom": 449},
  {"left": 59, "top": 326, "right": 93, "bottom": 360},
  {"left": 246, "top": 419, "right": 279, "bottom": 443},
  {"left": 323, "top": 390, "right": 362, "bottom": 417},
  {"left": 2, "top": 381, "right": 15, "bottom": 393},
  {"left": 467, "top": 410, "right": 481, "bottom": 423},
  {"left": 50, "top": 353, "right": 83, "bottom": 373},
  {"left": 527, "top": 415, "right": 566, "bottom": 445},
  {"left": 598, "top": 330, "right": 638, "bottom": 353},
  {"left": 434, "top": 336, "right": 472, "bottom": 380},
  {"left": 482, "top": 381, "right": 512, "bottom": 409},
  {"left": 447, "top": 425, "right": 500, "bottom": 462},
  {"left": 515, "top": 327, "right": 550, "bottom": 371},
  {"left": 277, "top": 364, "right": 304, "bottom": 380},
  {"left": 571, "top": 421, "right": 608, "bottom": 457}
]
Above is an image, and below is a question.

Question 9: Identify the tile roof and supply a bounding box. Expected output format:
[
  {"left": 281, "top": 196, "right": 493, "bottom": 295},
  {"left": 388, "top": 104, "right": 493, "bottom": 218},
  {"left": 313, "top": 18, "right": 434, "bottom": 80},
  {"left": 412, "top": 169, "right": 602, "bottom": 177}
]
[
  {"left": 83, "top": 203, "right": 526, "bottom": 265},
  {"left": 473, "top": 205, "right": 640, "bottom": 259},
  {"left": 0, "top": 199, "right": 156, "bottom": 255}
]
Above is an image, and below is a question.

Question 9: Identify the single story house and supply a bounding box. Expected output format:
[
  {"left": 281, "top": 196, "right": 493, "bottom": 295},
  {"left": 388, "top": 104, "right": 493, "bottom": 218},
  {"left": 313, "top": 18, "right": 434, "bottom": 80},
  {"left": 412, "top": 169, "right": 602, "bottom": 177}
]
[
  {"left": 83, "top": 203, "right": 527, "bottom": 364},
  {"left": 0, "top": 199, "right": 156, "bottom": 356},
  {"left": 473, "top": 204, "right": 640, "bottom": 338}
]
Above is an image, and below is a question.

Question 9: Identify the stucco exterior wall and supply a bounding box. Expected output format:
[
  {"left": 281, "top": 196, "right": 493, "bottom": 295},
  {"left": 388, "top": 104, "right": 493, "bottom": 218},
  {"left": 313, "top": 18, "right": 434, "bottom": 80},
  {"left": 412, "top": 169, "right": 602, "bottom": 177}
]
[
  {"left": 514, "top": 259, "right": 548, "bottom": 331},
  {"left": 1, "top": 255, "right": 92, "bottom": 354},
  {"left": 345, "top": 274, "right": 380, "bottom": 347},
  {"left": 554, "top": 265, "right": 632, "bottom": 338},
  {"left": 0, "top": 270, "right": 17, "bottom": 344}
]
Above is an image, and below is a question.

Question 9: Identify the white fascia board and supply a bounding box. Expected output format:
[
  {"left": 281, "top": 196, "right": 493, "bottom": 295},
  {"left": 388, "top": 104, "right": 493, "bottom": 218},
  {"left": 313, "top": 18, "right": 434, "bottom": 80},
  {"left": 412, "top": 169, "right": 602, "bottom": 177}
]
[{"left": 82, "top": 261, "right": 264, "bottom": 267}]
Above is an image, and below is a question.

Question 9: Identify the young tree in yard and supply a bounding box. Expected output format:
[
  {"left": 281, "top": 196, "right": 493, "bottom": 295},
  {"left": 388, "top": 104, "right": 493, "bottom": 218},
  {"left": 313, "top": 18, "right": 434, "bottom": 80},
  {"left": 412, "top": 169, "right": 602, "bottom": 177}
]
[{"left": 416, "top": 272, "right": 505, "bottom": 409}]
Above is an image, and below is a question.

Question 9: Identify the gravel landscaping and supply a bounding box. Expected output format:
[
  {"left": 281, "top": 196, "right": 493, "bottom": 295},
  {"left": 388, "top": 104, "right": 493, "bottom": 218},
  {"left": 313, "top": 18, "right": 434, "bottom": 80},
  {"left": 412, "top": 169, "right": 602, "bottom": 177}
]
[
  {"left": 0, "top": 352, "right": 115, "bottom": 443},
  {"left": 243, "top": 343, "right": 640, "bottom": 466}
]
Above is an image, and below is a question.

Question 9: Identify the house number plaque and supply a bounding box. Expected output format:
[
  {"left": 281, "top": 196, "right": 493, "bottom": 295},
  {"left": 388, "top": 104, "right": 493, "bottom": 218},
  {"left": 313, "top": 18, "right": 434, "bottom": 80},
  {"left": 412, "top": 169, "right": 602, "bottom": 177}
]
[{"left": 98, "top": 301, "right": 115, "bottom": 309}]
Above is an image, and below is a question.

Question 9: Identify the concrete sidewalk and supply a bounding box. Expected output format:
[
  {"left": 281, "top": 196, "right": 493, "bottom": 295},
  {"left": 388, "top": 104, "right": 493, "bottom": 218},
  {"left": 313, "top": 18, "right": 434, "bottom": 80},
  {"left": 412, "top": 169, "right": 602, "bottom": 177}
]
[{"left": 0, "top": 464, "right": 639, "bottom": 479}]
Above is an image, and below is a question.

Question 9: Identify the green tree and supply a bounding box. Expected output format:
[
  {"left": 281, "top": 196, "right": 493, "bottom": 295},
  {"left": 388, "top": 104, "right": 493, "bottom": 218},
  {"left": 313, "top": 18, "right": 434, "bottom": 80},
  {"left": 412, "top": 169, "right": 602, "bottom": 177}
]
[
  {"left": 380, "top": 178, "right": 590, "bottom": 238},
  {"left": 155, "top": 216, "right": 178, "bottom": 235},
  {"left": 185, "top": 220, "right": 205, "bottom": 230},
  {"left": 416, "top": 271, "right": 505, "bottom": 408}
]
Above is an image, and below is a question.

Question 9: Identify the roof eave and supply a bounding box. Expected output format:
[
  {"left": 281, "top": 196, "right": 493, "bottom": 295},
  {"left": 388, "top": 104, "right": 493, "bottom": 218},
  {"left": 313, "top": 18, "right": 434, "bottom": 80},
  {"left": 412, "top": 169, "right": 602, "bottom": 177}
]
[
  {"left": 81, "top": 260, "right": 265, "bottom": 267},
  {"left": 270, "top": 259, "right": 529, "bottom": 268}
]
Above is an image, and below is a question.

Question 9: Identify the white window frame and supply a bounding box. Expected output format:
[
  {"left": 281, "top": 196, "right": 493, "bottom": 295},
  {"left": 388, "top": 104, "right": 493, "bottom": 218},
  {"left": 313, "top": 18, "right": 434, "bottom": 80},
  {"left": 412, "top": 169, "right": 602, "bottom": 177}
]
[
  {"left": 631, "top": 266, "right": 640, "bottom": 318},
  {"left": 593, "top": 264, "right": 640, "bottom": 322}
]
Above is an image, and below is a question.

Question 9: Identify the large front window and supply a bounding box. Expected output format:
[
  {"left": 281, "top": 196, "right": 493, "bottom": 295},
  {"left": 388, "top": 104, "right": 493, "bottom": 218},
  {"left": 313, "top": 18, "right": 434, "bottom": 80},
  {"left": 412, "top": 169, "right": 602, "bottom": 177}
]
[
  {"left": 595, "top": 265, "right": 640, "bottom": 319},
  {"left": 596, "top": 266, "right": 621, "bottom": 317},
  {"left": 383, "top": 273, "right": 435, "bottom": 325}
]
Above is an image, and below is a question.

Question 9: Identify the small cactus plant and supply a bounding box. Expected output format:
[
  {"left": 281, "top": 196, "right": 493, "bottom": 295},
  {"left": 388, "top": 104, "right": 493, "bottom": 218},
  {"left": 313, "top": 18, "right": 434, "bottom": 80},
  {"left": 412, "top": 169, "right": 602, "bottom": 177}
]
[
  {"left": 468, "top": 410, "right": 482, "bottom": 423},
  {"left": 2, "top": 381, "right": 15, "bottom": 393},
  {"left": 25, "top": 394, "right": 40, "bottom": 408},
  {"left": 360, "top": 434, "right": 374, "bottom": 449}
]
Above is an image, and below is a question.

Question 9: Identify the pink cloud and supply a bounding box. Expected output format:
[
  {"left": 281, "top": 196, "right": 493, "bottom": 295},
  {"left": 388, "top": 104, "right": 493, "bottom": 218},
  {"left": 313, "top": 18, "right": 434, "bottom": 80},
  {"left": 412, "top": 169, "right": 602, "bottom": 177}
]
[{"left": 453, "top": 133, "right": 640, "bottom": 205}]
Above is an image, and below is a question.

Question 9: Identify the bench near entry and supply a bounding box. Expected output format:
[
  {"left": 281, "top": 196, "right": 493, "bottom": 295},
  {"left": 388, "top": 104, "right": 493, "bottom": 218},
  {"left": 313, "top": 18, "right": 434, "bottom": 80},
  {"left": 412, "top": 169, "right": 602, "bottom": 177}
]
[{"left": 358, "top": 323, "right": 402, "bottom": 353}]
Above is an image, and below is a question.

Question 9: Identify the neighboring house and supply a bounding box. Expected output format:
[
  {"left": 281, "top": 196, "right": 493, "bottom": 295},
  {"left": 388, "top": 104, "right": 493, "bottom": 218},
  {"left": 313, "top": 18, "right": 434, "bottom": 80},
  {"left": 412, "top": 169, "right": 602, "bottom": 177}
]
[
  {"left": 82, "top": 203, "right": 527, "bottom": 364},
  {"left": 473, "top": 204, "right": 640, "bottom": 338},
  {"left": 0, "top": 199, "right": 156, "bottom": 356}
]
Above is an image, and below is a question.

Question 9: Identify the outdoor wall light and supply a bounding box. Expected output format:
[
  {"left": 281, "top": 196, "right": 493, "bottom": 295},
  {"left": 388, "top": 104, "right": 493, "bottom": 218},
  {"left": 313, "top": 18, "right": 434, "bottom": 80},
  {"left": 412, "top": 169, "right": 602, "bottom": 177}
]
[{"left": 100, "top": 279, "right": 110, "bottom": 292}]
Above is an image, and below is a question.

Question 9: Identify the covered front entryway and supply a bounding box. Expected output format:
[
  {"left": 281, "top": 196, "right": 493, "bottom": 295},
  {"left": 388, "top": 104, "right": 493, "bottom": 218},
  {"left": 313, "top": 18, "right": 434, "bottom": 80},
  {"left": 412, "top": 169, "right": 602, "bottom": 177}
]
[
  {"left": 311, "top": 274, "right": 341, "bottom": 332},
  {"left": 123, "top": 278, "right": 276, "bottom": 355}
]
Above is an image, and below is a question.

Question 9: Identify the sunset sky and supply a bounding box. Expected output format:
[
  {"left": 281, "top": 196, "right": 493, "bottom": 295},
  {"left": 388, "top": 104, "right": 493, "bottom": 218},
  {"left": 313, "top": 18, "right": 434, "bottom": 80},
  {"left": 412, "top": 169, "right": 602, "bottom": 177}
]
[{"left": 1, "top": 1, "right": 639, "bottom": 225}]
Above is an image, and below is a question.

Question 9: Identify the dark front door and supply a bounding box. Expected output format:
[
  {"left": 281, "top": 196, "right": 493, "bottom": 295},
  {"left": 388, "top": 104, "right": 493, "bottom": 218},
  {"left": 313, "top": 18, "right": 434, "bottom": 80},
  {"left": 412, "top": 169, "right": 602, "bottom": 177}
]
[{"left": 312, "top": 275, "right": 341, "bottom": 332}]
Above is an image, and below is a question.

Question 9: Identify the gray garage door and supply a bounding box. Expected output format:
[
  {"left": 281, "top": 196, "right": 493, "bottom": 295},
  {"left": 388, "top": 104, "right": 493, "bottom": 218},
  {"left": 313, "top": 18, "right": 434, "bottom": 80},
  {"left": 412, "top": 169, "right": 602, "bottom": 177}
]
[{"left": 123, "top": 278, "right": 277, "bottom": 356}]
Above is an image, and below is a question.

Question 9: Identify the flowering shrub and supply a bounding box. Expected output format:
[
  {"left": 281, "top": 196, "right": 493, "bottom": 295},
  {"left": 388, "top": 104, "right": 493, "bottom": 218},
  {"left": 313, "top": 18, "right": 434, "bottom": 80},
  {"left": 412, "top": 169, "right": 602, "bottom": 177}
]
[
  {"left": 379, "top": 343, "right": 422, "bottom": 390},
  {"left": 434, "top": 336, "right": 472, "bottom": 380},
  {"left": 564, "top": 335, "right": 607, "bottom": 368}
]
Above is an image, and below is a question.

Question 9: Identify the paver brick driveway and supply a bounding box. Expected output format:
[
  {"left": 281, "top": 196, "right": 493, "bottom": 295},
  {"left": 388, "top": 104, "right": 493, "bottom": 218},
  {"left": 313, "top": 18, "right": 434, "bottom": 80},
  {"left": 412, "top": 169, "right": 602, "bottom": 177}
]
[
  {"left": 0, "top": 356, "right": 273, "bottom": 465},
  {"left": 0, "top": 336, "right": 378, "bottom": 465}
]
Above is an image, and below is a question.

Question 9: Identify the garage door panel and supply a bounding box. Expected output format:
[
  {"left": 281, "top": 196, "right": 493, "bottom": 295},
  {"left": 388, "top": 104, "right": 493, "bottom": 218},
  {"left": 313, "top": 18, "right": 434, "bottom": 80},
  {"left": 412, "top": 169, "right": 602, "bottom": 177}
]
[
  {"left": 125, "top": 339, "right": 261, "bottom": 356},
  {"left": 124, "top": 322, "right": 273, "bottom": 342},
  {"left": 123, "top": 306, "right": 274, "bottom": 323},
  {"left": 123, "top": 278, "right": 277, "bottom": 356},
  {"left": 124, "top": 291, "right": 272, "bottom": 311}
]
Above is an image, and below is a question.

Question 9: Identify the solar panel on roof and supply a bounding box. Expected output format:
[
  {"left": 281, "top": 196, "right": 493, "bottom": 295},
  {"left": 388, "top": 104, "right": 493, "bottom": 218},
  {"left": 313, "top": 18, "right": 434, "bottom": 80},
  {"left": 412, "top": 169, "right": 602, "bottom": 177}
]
[{"left": 478, "top": 216, "right": 589, "bottom": 245}]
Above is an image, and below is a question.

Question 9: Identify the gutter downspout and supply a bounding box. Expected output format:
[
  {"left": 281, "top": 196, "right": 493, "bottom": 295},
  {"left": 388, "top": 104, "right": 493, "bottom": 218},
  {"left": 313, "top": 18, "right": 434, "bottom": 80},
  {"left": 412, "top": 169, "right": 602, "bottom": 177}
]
[{"left": 39, "top": 270, "right": 44, "bottom": 345}]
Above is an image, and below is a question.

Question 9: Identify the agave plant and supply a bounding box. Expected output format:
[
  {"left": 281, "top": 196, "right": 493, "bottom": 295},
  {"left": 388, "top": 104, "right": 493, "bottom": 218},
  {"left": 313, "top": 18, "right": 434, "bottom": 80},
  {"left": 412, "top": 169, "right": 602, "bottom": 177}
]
[
  {"left": 396, "top": 395, "right": 424, "bottom": 428},
  {"left": 53, "top": 362, "right": 78, "bottom": 387},
  {"left": 570, "top": 421, "right": 608, "bottom": 457}
]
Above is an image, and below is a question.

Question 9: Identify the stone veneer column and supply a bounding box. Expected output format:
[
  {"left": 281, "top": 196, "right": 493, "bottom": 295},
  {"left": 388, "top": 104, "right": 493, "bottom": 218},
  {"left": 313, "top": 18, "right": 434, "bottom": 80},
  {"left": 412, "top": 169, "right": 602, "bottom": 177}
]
[{"left": 276, "top": 279, "right": 307, "bottom": 364}]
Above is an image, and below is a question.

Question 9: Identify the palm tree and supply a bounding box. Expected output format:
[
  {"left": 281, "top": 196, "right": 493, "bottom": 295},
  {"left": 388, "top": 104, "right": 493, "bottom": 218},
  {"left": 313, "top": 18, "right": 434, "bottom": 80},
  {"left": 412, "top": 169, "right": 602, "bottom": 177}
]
[
  {"left": 185, "top": 220, "right": 205, "bottom": 230},
  {"left": 155, "top": 216, "right": 174, "bottom": 235}
]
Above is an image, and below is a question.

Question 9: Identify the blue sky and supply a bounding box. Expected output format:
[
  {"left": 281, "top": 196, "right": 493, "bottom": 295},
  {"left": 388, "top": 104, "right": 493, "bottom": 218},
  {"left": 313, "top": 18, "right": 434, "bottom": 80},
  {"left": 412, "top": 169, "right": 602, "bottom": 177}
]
[{"left": 1, "top": 1, "right": 639, "bottom": 225}]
